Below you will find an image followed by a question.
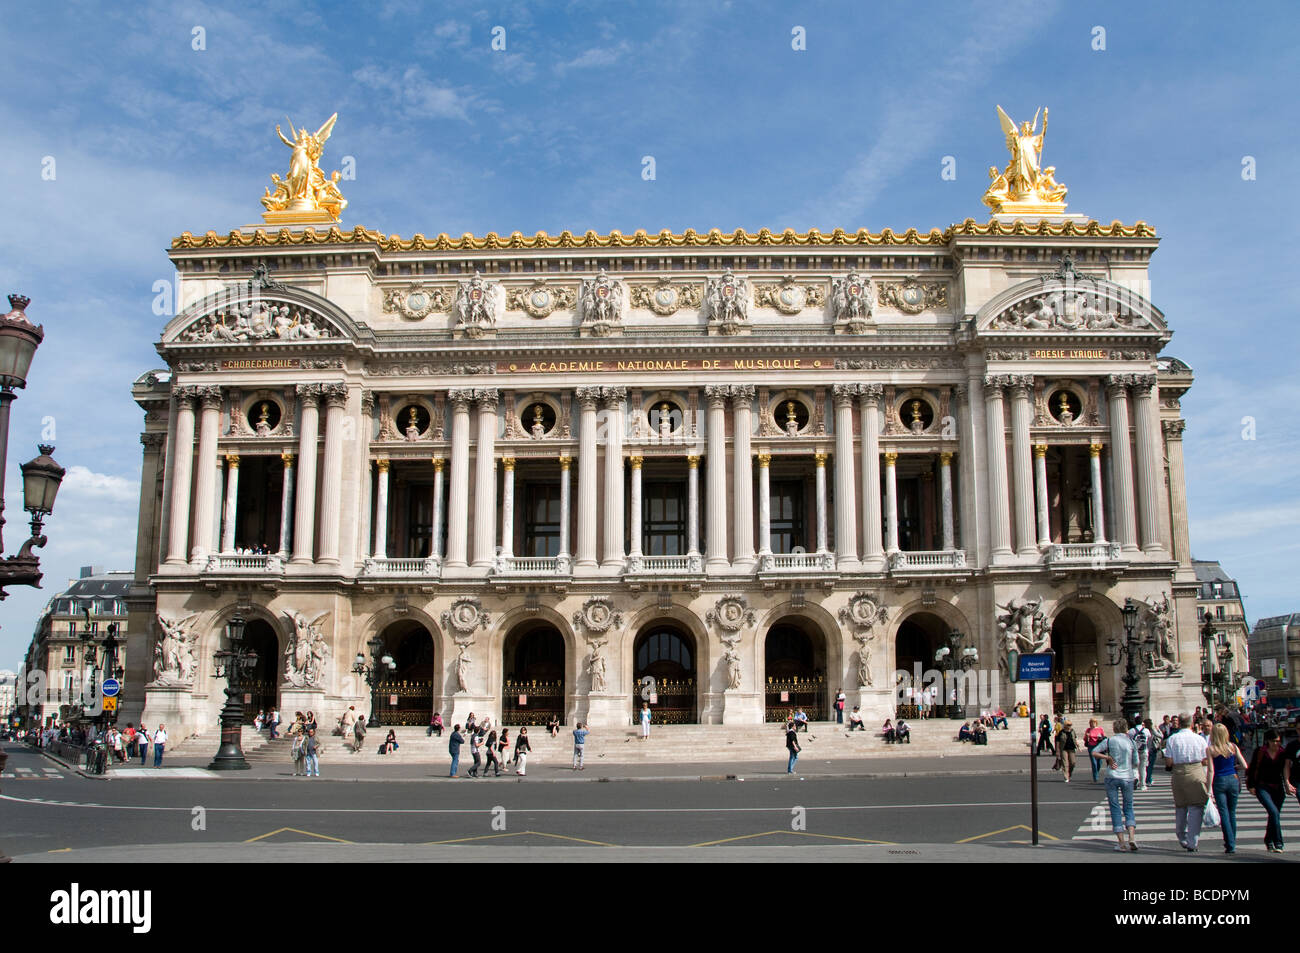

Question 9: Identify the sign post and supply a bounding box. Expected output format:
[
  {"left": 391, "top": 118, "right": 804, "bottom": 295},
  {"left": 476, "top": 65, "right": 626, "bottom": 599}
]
[{"left": 1016, "top": 651, "right": 1055, "bottom": 846}]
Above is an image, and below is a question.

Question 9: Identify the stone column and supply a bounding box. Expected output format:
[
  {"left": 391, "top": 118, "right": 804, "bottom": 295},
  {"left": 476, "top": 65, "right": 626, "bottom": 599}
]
[
  {"left": 601, "top": 387, "right": 626, "bottom": 570},
  {"left": 859, "top": 384, "right": 884, "bottom": 567},
  {"left": 372, "top": 459, "right": 390, "bottom": 559},
  {"left": 1162, "top": 421, "right": 1189, "bottom": 561},
  {"left": 291, "top": 384, "right": 321, "bottom": 565},
  {"left": 575, "top": 387, "right": 601, "bottom": 569},
  {"left": 220, "top": 454, "right": 240, "bottom": 553},
  {"left": 212, "top": 456, "right": 225, "bottom": 554},
  {"left": 832, "top": 384, "right": 859, "bottom": 568},
  {"left": 627, "top": 455, "right": 643, "bottom": 565},
  {"left": 730, "top": 385, "right": 755, "bottom": 569},
  {"left": 471, "top": 388, "right": 499, "bottom": 568},
  {"left": 815, "top": 451, "right": 829, "bottom": 554},
  {"left": 1088, "top": 443, "right": 1107, "bottom": 544},
  {"left": 1132, "top": 374, "right": 1163, "bottom": 553},
  {"left": 317, "top": 383, "right": 348, "bottom": 566},
  {"left": 1033, "top": 444, "right": 1050, "bottom": 547},
  {"left": 983, "top": 376, "right": 1013, "bottom": 560},
  {"left": 940, "top": 451, "right": 955, "bottom": 551},
  {"left": 756, "top": 451, "right": 772, "bottom": 556},
  {"left": 558, "top": 455, "right": 572, "bottom": 561},
  {"left": 189, "top": 386, "right": 222, "bottom": 565},
  {"left": 444, "top": 390, "right": 472, "bottom": 568},
  {"left": 704, "top": 385, "right": 729, "bottom": 571},
  {"left": 430, "top": 457, "right": 445, "bottom": 560},
  {"left": 500, "top": 457, "right": 515, "bottom": 559},
  {"left": 1106, "top": 376, "right": 1139, "bottom": 553},
  {"left": 883, "top": 451, "right": 899, "bottom": 552},
  {"left": 686, "top": 454, "right": 700, "bottom": 558},
  {"left": 165, "top": 388, "right": 197, "bottom": 566},
  {"left": 1009, "top": 375, "right": 1036, "bottom": 556},
  {"left": 278, "top": 452, "right": 295, "bottom": 557}
]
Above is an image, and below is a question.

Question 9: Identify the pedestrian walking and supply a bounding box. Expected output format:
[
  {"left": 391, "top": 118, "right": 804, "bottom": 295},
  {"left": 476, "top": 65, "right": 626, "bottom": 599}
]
[
  {"left": 303, "top": 727, "right": 320, "bottom": 777},
  {"left": 515, "top": 727, "right": 532, "bottom": 775},
  {"left": 290, "top": 723, "right": 306, "bottom": 776},
  {"left": 1133, "top": 717, "right": 1159, "bottom": 790},
  {"left": 1208, "top": 723, "right": 1248, "bottom": 854},
  {"left": 269, "top": 708, "right": 281, "bottom": 739},
  {"left": 352, "top": 713, "right": 367, "bottom": 753},
  {"left": 572, "top": 722, "right": 589, "bottom": 769},
  {"left": 1164, "top": 711, "right": 1210, "bottom": 852},
  {"left": 153, "top": 724, "right": 168, "bottom": 767},
  {"left": 484, "top": 729, "right": 501, "bottom": 777},
  {"left": 468, "top": 729, "right": 484, "bottom": 778},
  {"left": 137, "top": 724, "right": 150, "bottom": 765},
  {"left": 339, "top": 705, "right": 356, "bottom": 739},
  {"left": 1057, "top": 720, "right": 1078, "bottom": 783},
  {"left": 1084, "top": 718, "right": 1106, "bottom": 783},
  {"left": 1281, "top": 729, "right": 1300, "bottom": 808},
  {"left": 639, "top": 703, "right": 652, "bottom": 740},
  {"left": 498, "top": 728, "right": 511, "bottom": 767},
  {"left": 1091, "top": 718, "right": 1141, "bottom": 852},
  {"left": 1246, "top": 728, "right": 1287, "bottom": 852},
  {"left": 785, "top": 721, "right": 801, "bottom": 774},
  {"left": 1036, "top": 715, "right": 1054, "bottom": 756},
  {"left": 448, "top": 725, "right": 464, "bottom": 777},
  {"left": 835, "top": 689, "right": 846, "bottom": 725}
]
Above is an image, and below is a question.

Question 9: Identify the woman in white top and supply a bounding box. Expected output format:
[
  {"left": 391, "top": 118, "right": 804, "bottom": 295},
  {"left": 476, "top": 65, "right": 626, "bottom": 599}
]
[{"left": 1092, "top": 718, "right": 1141, "bottom": 852}]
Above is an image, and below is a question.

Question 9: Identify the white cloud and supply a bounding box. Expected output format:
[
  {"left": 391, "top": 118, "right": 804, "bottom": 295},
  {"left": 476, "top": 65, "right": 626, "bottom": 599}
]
[
  {"left": 352, "top": 65, "right": 473, "bottom": 121},
  {"left": 60, "top": 466, "right": 139, "bottom": 505},
  {"left": 556, "top": 41, "right": 632, "bottom": 74}
]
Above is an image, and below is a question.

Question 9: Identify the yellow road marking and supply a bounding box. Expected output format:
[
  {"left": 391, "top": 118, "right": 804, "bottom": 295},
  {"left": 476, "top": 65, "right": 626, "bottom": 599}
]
[
  {"left": 244, "top": 826, "right": 353, "bottom": 844},
  {"left": 422, "top": 829, "right": 616, "bottom": 847},
  {"left": 956, "top": 824, "right": 1058, "bottom": 843},
  {"left": 690, "top": 830, "right": 894, "bottom": 847}
]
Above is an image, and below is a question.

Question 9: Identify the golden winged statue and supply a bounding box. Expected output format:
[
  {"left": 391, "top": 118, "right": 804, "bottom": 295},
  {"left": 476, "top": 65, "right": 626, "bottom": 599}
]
[
  {"left": 982, "top": 105, "right": 1068, "bottom": 215},
  {"left": 261, "top": 113, "right": 347, "bottom": 223}
]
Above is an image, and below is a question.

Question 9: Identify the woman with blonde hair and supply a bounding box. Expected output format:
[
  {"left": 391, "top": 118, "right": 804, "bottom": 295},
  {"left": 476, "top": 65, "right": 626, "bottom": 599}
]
[
  {"left": 1207, "top": 723, "right": 1248, "bottom": 853},
  {"left": 1091, "top": 717, "right": 1141, "bottom": 851}
]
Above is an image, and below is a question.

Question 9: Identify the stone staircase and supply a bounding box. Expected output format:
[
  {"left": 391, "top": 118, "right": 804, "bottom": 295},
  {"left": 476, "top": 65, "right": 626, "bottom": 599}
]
[{"left": 220, "top": 719, "right": 1031, "bottom": 766}]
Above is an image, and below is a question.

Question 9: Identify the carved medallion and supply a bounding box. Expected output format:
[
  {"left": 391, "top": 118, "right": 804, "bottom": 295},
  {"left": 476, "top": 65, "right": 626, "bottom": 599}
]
[
  {"left": 383, "top": 285, "right": 453, "bottom": 320},
  {"left": 572, "top": 596, "right": 623, "bottom": 635},
  {"left": 630, "top": 278, "right": 704, "bottom": 316},
  {"left": 706, "top": 594, "right": 756, "bottom": 633},
  {"left": 441, "top": 597, "right": 490, "bottom": 636},
  {"left": 878, "top": 277, "right": 948, "bottom": 315},
  {"left": 754, "top": 277, "right": 823, "bottom": 315},
  {"left": 838, "top": 593, "right": 889, "bottom": 634},
  {"left": 507, "top": 280, "right": 578, "bottom": 319}
]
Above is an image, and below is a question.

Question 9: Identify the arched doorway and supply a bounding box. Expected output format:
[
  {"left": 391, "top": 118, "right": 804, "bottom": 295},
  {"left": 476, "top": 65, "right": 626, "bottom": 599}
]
[
  {"left": 894, "top": 611, "right": 950, "bottom": 717},
  {"left": 502, "top": 623, "right": 566, "bottom": 726},
  {"left": 632, "top": 623, "right": 697, "bottom": 724},
  {"left": 375, "top": 620, "right": 435, "bottom": 726},
  {"left": 763, "top": 619, "right": 827, "bottom": 722},
  {"left": 1051, "top": 608, "right": 1105, "bottom": 714},
  {"left": 241, "top": 619, "right": 279, "bottom": 724}
]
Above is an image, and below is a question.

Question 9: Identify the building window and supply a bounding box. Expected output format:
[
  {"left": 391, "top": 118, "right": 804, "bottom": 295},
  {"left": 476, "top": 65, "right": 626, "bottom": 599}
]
[
  {"left": 1197, "top": 607, "right": 1205, "bottom": 621},
  {"left": 523, "top": 482, "right": 561, "bottom": 557},
  {"left": 405, "top": 486, "right": 432, "bottom": 558},
  {"left": 1216, "top": 606, "right": 1225, "bottom": 621},
  {"left": 63, "top": 646, "right": 75, "bottom": 664},
  {"left": 643, "top": 480, "right": 687, "bottom": 556},
  {"left": 771, "top": 479, "right": 806, "bottom": 554}
]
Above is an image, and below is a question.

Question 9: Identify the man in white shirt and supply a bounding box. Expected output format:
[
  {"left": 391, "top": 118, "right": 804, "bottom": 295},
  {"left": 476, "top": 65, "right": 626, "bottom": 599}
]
[
  {"left": 1163, "top": 712, "right": 1210, "bottom": 852},
  {"left": 153, "top": 723, "right": 169, "bottom": 768},
  {"left": 137, "top": 724, "right": 150, "bottom": 765}
]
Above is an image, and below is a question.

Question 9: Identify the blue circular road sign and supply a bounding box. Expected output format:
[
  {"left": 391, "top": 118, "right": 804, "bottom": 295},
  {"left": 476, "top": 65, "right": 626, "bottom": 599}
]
[{"left": 102, "top": 678, "right": 121, "bottom": 698}]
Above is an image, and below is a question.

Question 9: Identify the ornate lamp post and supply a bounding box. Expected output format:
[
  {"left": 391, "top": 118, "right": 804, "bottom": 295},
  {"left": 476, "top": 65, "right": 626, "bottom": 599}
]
[
  {"left": 208, "top": 614, "right": 259, "bottom": 770},
  {"left": 352, "top": 636, "right": 394, "bottom": 728},
  {"left": 1106, "top": 598, "right": 1150, "bottom": 727},
  {"left": 934, "top": 629, "right": 978, "bottom": 718},
  {"left": 0, "top": 295, "right": 65, "bottom": 597}
]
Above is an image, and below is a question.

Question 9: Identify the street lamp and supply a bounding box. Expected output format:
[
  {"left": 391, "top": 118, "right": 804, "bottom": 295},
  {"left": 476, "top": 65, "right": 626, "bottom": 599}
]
[
  {"left": 352, "top": 636, "right": 395, "bottom": 727},
  {"left": 208, "top": 614, "right": 259, "bottom": 770},
  {"left": 1105, "top": 598, "right": 1148, "bottom": 727},
  {"left": 0, "top": 295, "right": 65, "bottom": 598},
  {"left": 934, "top": 629, "right": 978, "bottom": 718}
]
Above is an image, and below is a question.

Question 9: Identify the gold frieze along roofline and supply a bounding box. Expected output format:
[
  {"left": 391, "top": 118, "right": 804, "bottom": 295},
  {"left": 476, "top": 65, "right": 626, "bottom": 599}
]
[{"left": 171, "top": 219, "right": 1155, "bottom": 252}]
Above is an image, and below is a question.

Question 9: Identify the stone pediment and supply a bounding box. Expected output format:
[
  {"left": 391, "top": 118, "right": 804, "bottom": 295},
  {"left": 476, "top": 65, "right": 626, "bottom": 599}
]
[
  {"left": 974, "top": 264, "right": 1167, "bottom": 338},
  {"left": 161, "top": 280, "right": 363, "bottom": 347}
]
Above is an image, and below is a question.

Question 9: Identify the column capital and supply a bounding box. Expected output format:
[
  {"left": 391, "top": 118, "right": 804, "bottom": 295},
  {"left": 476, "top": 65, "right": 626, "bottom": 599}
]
[
  {"left": 447, "top": 388, "right": 474, "bottom": 409},
  {"left": 225, "top": 453, "right": 240, "bottom": 467},
  {"left": 939, "top": 451, "right": 953, "bottom": 465},
  {"left": 295, "top": 382, "right": 322, "bottom": 404},
  {"left": 704, "top": 384, "right": 730, "bottom": 407},
  {"left": 172, "top": 384, "right": 201, "bottom": 404},
  {"left": 1161, "top": 419, "right": 1186, "bottom": 439},
  {"left": 141, "top": 432, "right": 166, "bottom": 451},
  {"left": 983, "top": 374, "right": 1010, "bottom": 397},
  {"left": 883, "top": 451, "right": 898, "bottom": 465},
  {"left": 575, "top": 386, "right": 601, "bottom": 409},
  {"left": 1132, "top": 373, "right": 1158, "bottom": 396},
  {"left": 1033, "top": 444, "right": 1047, "bottom": 459},
  {"left": 376, "top": 458, "right": 390, "bottom": 472},
  {"left": 856, "top": 383, "right": 884, "bottom": 405},
  {"left": 600, "top": 386, "right": 627, "bottom": 408},
  {"left": 473, "top": 387, "right": 500, "bottom": 411},
  {"left": 1105, "top": 373, "right": 1136, "bottom": 397},
  {"left": 1007, "top": 374, "right": 1035, "bottom": 398},
  {"left": 1089, "top": 442, "right": 1103, "bottom": 457},
  {"left": 197, "top": 385, "right": 224, "bottom": 409},
  {"left": 628, "top": 454, "right": 643, "bottom": 469},
  {"left": 814, "top": 450, "right": 828, "bottom": 466},
  {"left": 320, "top": 382, "right": 348, "bottom": 408},
  {"left": 687, "top": 454, "right": 700, "bottom": 468},
  {"left": 361, "top": 389, "right": 376, "bottom": 414},
  {"left": 728, "top": 384, "right": 755, "bottom": 406},
  {"left": 501, "top": 456, "right": 515, "bottom": 471},
  {"left": 756, "top": 451, "right": 771, "bottom": 467},
  {"left": 281, "top": 451, "right": 296, "bottom": 466},
  {"left": 433, "top": 456, "right": 445, "bottom": 472},
  {"left": 832, "top": 383, "right": 860, "bottom": 406},
  {"left": 559, "top": 454, "right": 572, "bottom": 470}
]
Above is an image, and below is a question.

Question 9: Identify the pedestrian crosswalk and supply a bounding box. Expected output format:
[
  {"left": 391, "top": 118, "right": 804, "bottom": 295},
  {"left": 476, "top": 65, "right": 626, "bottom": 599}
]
[
  {"left": 1072, "top": 773, "right": 1300, "bottom": 848},
  {"left": 1, "top": 767, "right": 64, "bottom": 780}
]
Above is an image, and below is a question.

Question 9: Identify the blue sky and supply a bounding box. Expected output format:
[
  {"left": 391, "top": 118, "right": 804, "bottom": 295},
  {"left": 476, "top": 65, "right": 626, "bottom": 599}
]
[{"left": 0, "top": 0, "right": 1296, "bottom": 669}]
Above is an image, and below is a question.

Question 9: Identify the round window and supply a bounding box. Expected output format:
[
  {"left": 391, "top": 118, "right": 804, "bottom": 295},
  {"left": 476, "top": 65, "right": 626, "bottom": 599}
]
[
  {"left": 775, "top": 398, "right": 810, "bottom": 435},
  {"left": 1049, "top": 390, "right": 1082, "bottom": 424},
  {"left": 249, "top": 400, "right": 282, "bottom": 434},
  {"left": 522, "top": 402, "right": 557, "bottom": 437},
  {"left": 902, "top": 398, "right": 935, "bottom": 433},
  {"left": 397, "top": 404, "right": 431, "bottom": 438},
  {"left": 650, "top": 401, "right": 683, "bottom": 435}
]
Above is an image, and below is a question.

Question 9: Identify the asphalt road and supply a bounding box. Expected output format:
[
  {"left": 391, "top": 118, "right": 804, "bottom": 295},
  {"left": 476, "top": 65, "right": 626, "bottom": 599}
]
[{"left": 3, "top": 742, "right": 1296, "bottom": 864}]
